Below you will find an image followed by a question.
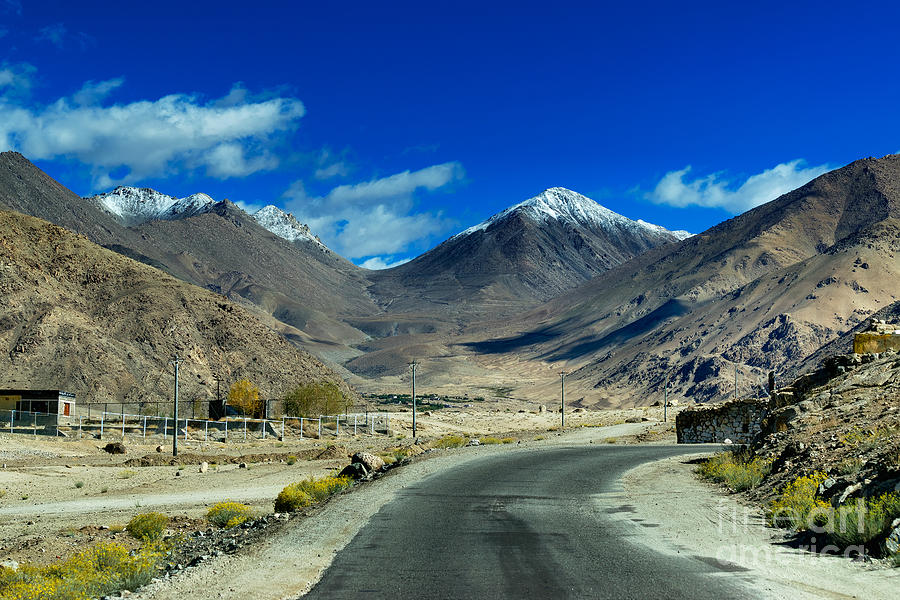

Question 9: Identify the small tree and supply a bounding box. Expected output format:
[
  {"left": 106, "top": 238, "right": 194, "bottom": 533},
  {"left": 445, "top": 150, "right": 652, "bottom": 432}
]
[
  {"left": 228, "top": 379, "right": 262, "bottom": 418},
  {"left": 283, "top": 381, "right": 349, "bottom": 417}
]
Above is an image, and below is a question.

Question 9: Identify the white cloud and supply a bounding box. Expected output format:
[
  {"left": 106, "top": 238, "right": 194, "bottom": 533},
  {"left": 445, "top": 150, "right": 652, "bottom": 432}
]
[
  {"left": 358, "top": 255, "right": 412, "bottom": 270},
  {"left": 0, "top": 71, "right": 305, "bottom": 188},
  {"left": 35, "top": 23, "right": 66, "bottom": 47},
  {"left": 72, "top": 78, "right": 124, "bottom": 106},
  {"left": 647, "top": 160, "right": 830, "bottom": 213},
  {"left": 284, "top": 162, "right": 463, "bottom": 259}
]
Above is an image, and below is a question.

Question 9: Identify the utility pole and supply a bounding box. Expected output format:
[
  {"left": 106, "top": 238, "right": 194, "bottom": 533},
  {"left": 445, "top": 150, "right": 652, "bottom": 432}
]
[
  {"left": 664, "top": 371, "right": 669, "bottom": 423},
  {"left": 409, "top": 361, "right": 419, "bottom": 438},
  {"left": 171, "top": 356, "right": 182, "bottom": 457},
  {"left": 734, "top": 364, "right": 738, "bottom": 400},
  {"left": 559, "top": 371, "right": 566, "bottom": 429}
]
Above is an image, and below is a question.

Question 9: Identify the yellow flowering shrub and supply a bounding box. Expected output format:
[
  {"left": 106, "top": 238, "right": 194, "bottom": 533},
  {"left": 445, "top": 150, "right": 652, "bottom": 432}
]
[
  {"left": 274, "top": 475, "right": 352, "bottom": 512},
  {"left": 0, "top": 541, "right": 167, "bottom": 600},
  {"left": 768, "top": 470, "right": 830, "bottom": 530},
  {"left": 206, "top": 502, "right": 255, "bottom": 529}
]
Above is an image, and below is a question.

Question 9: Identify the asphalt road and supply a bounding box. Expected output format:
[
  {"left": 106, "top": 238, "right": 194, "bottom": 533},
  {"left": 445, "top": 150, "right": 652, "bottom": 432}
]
[{"left": 304, "top": 444, "right": 760, "bottom": 599}]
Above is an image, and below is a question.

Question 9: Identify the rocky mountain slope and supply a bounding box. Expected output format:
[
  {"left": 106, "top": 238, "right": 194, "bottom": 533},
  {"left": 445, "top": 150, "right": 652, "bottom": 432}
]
[
  {"left": 0, "top": 208, "right": 352, "bottom": 408},
  {"left": 462, "top": 155, "right": 900, "bottom": 406}
]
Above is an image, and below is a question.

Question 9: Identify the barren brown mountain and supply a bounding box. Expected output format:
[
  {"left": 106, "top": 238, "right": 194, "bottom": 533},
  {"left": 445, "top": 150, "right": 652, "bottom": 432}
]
[
  {"left": 0, "top": 208, "right": 352, "bottom": 408},
  {"left": 460, "top": 155, "right": 900, "bottom": 406}
]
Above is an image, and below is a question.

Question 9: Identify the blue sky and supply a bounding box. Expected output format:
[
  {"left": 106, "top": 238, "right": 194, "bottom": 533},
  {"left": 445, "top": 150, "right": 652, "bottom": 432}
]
[{"left": 2, "top": 1, "right": 900, "bottom": 268}]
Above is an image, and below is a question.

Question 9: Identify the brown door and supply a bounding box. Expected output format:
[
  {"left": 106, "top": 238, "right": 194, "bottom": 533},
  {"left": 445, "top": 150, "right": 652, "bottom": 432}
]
[{"left": 63, "top": 402, "right": 70, "bottom": 416}]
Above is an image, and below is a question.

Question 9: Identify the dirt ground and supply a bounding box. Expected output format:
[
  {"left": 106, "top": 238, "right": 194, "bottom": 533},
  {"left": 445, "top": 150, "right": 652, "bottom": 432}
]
[{"left": 0, "top": 401, "right": 675, "bottom": 569}]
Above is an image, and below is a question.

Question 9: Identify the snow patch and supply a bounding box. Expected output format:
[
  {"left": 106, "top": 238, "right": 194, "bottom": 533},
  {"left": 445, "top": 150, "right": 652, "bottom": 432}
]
[
  {"left": 452, "top": 187, "right": 689, "bottom": 240},
  {"left": 89, "top": 187, "right": 216, "bottom": 226},
  {"left": 252, "top": 205, "right": 328, "bottom": 251}
]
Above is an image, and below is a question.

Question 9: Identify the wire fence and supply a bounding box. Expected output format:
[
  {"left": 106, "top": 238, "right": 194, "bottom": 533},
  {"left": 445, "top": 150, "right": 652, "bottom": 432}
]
[{"left": 0, "top": 408, "right": 392, "bottom": 443}]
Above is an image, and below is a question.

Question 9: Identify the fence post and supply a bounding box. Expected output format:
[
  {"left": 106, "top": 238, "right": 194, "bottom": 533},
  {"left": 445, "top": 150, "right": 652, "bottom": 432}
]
[
  {"left": 205, "top": 420, "right": 208, "bottom": 442},
  {"left": 10, "top": 410, "right": 13, "bottom": 434},
  {"left": 354, "top": 414, "right": 357, "bottom": 435},
  {"left": 184, "top": 419, "right": 188, "bottom": 442},
  {"left": 262, "top": 419, "right": 267, "bottom": 440},
  {"left": 33, "top": 412, "right": 37, "bottom": 438},
  {"left": 100, "top": 412, "right": 105, "bottom": 439},
  {"left": 163, "top": 417, "right": 168, "bottom": 439},
  {"left": 336, "top": 416, "right": 340, "bottom": 436},
  {"left": 143, "top": 416, "right": 147, "bottom": 440},
  {"left": 122, "top": 413, "right": 126, "bottom": 438},
  {"left": 79, "top": 416, "right": 83, "bottom": 439},
  {"left": 281, "top": 417, "right": 285, "bottom": 440},
  {"left": 224, "top": 419, "right": 228, "bottom": 440},
  {"left": 299, "top": 417, "right": 304, "bottom": 440},
  {"left": 244, "top": 418, "right": 247, "bottom": 440},
  {"left": 318, "top": 418, "right": 321, "bottom": 438}
]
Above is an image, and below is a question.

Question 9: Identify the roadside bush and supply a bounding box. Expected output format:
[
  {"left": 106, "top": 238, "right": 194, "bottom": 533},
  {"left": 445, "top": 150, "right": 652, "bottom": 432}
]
[
  {"left": 126, "top": 512, "right": 168, "bottom": 541},
  {"left": 500, "top": 437, "right": 515, "bottom": 444},
  {"left": 0, "top": 541, "right": 167, "bottom": 600},
  {"left": 697, "top": 449, "right": 772, "bottom": 492},
  {"left": 828, "top": 492, "right": 900, "bottom": 551},
  {"left": 767, "top": 471, "right": 829, "bottom": 530},
  {"left": 274, "top": 475, "right": 353, "bottom": 512},
  {"left": 207, "top": 502, "right": 255, "bottom": 529},
  {"left": 432, "top": 435, "right": 466, "bottom": 449},
  {"left": 480, "top": 437, "right": 502, "bottom": 445}
]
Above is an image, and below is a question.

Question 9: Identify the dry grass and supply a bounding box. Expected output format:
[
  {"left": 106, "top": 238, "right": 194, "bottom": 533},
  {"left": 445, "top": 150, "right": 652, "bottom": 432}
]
[
  {"left": 126, "top": 512, "right": 168, "bottom": 541},
  {"left": 432, "top": 435, "right": 466, "bottom": 449},
  {"left": 697, "top": 449, "right": 772, "bottom": 492}
]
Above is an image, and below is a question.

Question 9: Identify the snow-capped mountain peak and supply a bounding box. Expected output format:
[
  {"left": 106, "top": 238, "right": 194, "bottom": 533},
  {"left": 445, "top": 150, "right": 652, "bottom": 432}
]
[
  {"left": 252, "top": 205, "right": 327, "bottom": 250},
  {"left": 453, "top": 187, "right": 691, "bottom": 240},
  {"left": 89, "top": 186, "right": 216, "bottom": 226}
]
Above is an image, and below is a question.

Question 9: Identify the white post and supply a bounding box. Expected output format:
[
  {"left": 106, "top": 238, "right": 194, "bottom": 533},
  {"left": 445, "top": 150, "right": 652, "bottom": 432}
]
[
  {"left": 100, "top": 412, "right": 105, "bottom": 439},
  {"left": 78, "top": 416, "right": 83, "bottom": 439},
  {"left": 244, "top": 418, "right": 247, "bottom": 440},
  {"left": 318, "top": 418, "right": 321, "bottom": 438},
  {"left": 300, "top": 417, "right": 304, "bottom": 439},
  {"left": 9, "top": 410, "right": 13, "bottom": 434},
  {"left": 205, "top": 420, "right": 208, "bottom": 442},
  {"left": 281, "top": 417, "right": 285, "bottom": 440},
  {"left": 336, "top": 416, "right": 340, "bottom": 436},
  {"left": 262, "top": 419, "right": 267, "bottom": 440},
  {"left": 33, "top": 412, "right": 37, "bottom": 438},
  {"left": 122, "top": 413, "right": 126, "bottom": 438},
  {"left": 354, "top": 414, "right": 357, "bottom": 435},
  {"left": 143, "top": 416, "right": 147, "bottom": 439},
  {"left": 163, "top": 416, "right": 168, "bottom": 439},
  {"left": 224, "top": 419, "right": 228, "bottom": 440}
]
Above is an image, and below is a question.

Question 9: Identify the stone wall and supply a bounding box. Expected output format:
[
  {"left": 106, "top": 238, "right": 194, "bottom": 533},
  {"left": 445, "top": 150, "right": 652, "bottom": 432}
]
[{"left": 675, "top": 398, "right": 768, "bottom": 444}]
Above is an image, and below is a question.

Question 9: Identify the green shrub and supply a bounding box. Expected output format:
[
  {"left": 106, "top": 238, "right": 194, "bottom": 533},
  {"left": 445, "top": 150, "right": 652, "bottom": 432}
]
[
  {"left": 0, "top": 541, "right": 168, "bottom": 599},
  {"left": 697, "top": 449, "right": 772, "bottom": 492},
  {"left": 767, "top": 471, "right": 829, "bottom": 530},
  {"left": 286, "top": 455, "right": 297, "bottom": 465},
  {"left": 500, "top": 437, "right": 515, "bottom": 444},
  {"left": 480, "top": 437, "right": 501, "bottom": 445},
  {"left": 126, "top": 512, "right": 168, "bottom": 541},
  {"left": 118, "top": 470, "right": 136, "bottom": 480},
  {"left": 274, "top": 475, "right": 353, "bottom": 512},
  {"left": 432, "top": 435, "right": 466, "bottom": 449},
  {"left": 207, "top": 502, "right": 255, "bottom": 529},
  {"left": 828, "top": 492, "right": 900, "bottom": 550},
  {"left": 74, "top": 481, "right": 84, "bottom": 489}
]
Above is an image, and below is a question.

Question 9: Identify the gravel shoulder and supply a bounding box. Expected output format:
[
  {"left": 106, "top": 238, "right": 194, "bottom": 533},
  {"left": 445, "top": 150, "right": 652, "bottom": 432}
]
[{"left": 622, "top": 452, "right": 900, "bottom": 599}]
